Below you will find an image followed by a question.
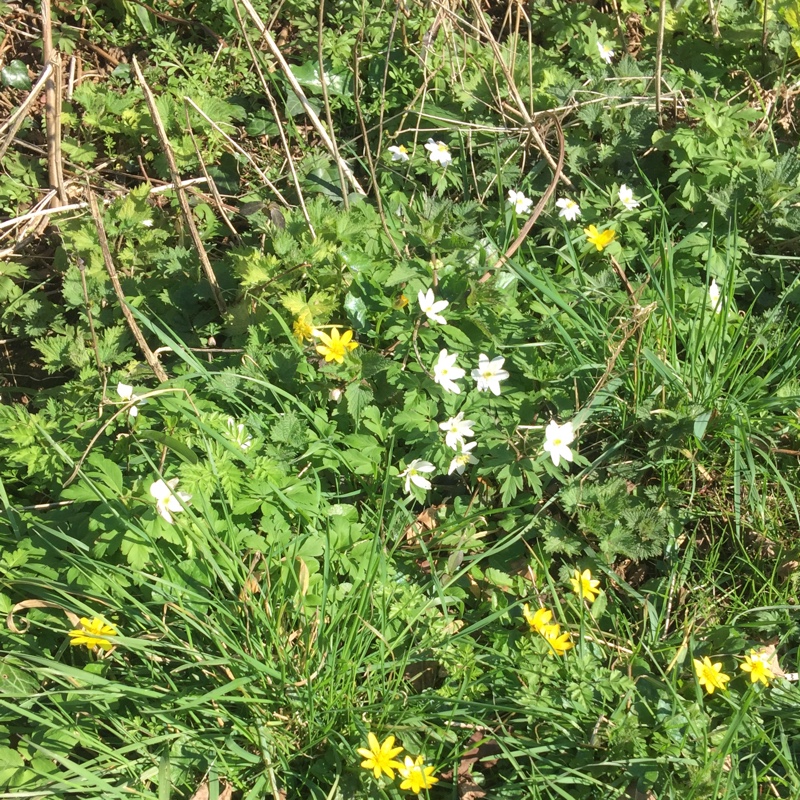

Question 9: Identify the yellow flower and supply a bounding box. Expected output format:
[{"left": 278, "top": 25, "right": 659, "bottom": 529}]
[
  {"left": 68, "top": 617, "right": 118, "bottom": 651},
  {"left": 570, "top": 568, "right": 601, "bottom": 603},
  {"left": 693, "top": 656, "right": 731, "bottom": 694},
  {"left": 584, "top": 225, "right": 616, "bottom": 251},
  {"left": 740, "top": 650, "right": 775, "bottom": 686},
  {"left": 522, "top": 604, "right": 553, "bottom": 634},
  {"left": 357, "top": 733, "right": 404, "bottom": 781},
  {"left": 398, "top": 754, "right": 439, "bottom": 794},
  {"left": 293, "top": 314, "right": 315, "bottom": 343},
  {"left": 393, "top": 293, "right": 409, "bottom": 309},
  {"left": 314, "top": 327, "right": 358, "bottom": 364},
  {"left": 541, "top": 623, "right": 573, "bottom": 657}
]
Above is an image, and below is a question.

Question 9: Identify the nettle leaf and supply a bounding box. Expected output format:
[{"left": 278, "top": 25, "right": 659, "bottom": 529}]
[
  {"left": 1, "top": 60, "right": 31, "bottom": 90},
  {"left": 345, "top": 382, "right": 373, "bottom": 421}
]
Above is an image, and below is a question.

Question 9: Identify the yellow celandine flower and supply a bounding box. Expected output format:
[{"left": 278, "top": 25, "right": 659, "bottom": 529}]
[
  {"left": 693, "top": 656, "right": 731, "bottom": 694},
  {"left": 570, "top": 568, "right": 601, "bottom": 603},
  {"left": 394, "top": 293, "right": 409, "bottom": 309},
  {"left": 740, "top": 650, "right": 775, "bottom": 686},
  {"left": 522, "top": 604, "right": 553, "bottom": 634},
  {"left": 314, "top": 327, "right": 358, "bottom": 364},
  {"left": 293, "top": 315, "right": 315, "bottom": 343},
  {"left": 68, "top": 617, "right": 118, "bottom": 651},
  {"left": 584, "top": 225, "right": 616, "bottom": 251},
  {"left": 541, "top": 623, "right": 574, "bottom": 657},
  {"left": 398, "top": 754, "right": 439, "bottom": 794},
  {"left": 357, "top": 733, "right": 404, "bottom": 781}
]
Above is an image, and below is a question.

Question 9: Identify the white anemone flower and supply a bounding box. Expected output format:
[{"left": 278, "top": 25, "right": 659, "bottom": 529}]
[
  {"left": 556, "top": 197, "right": 581, "bottom": 221},
  {"left": 424, "top": 138, "right": 452, "bottom": 167},
  {"left": 388, "top": 145, "right": 410, "bottom": 163},
  {"left": 141, "top": 219, "right": 154, "bottom": 228},
  {"left": 439, "top": 411, "right": 476, "bottom": 451},
  {"left": 117, "top": 382, "right": 141, "bottom": 418},
  {"left": 709, "top": 279, "right": 722, "bottom": 314},
  {"left": 448, "top": 441, "right": 478, "bottom": 475},
  {"left": 597, "top": 41, "right": 614, "bottom": 64},
  {"left": 508, "top": 190, "right": 533, "bottom": 215},
  {"left": 543, "top": 420, "right": 575, "bottom": 468},
  {"left": 618, "top": 184, "right": 639, "bottom": 210},
  {"left": 433, "top": 349, "right": 466, "bottom": 394},
  {"left": 149, "top": 478, "right": 192, "bottom": 524},
  {"left": 418, "top": 288, "right": 449, "bottom": 325},
  {"left": 471, "top": 354, "right": 509, "bottom": 396},
  {"left": 227, "top": 417, "right": 253, "bottom": 451},
  {"left": 399, "top": 459, "right": 436, "bottom": 494}
]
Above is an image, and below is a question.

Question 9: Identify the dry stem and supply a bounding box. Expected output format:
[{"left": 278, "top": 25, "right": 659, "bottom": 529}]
[
  {"left": 86, "top": 187, "right": 169, "bottom": 385},
  {"left": 132, "top": 56, "right": 227, "bottom": 315}
]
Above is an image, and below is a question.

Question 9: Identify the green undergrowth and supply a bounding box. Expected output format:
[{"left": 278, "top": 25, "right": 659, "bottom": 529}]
[{"left": 2, "top": 0, "right": 800, "bottom": 797}]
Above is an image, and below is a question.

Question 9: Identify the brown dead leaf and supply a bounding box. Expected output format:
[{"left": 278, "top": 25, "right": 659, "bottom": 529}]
[
  {"left": 623, "top": 783, "right": 657, "bottom": 800},
  {"left": 404, "top": 504, "right": 444, "bottom": 545},
  {"left": 778, "top": 559, "right": 799, "bottom": 579},
  {"left": 190, "top": 779, "right": 233, "bottom": 800},
  {"left": 439, "top": 731, "right": 501, "bottom": 799}
]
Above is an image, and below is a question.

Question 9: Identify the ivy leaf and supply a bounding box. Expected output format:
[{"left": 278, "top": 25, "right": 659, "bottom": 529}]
[{"left": 1, "top": 60, "right": 31, "bottom": 90}]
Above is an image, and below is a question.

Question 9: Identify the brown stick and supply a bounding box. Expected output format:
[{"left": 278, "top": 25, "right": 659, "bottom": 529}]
[
  {"left": 655, "top": 0, "right": 667, "bottom": 126},
  {"left": 86, "top": 188, "right": 169, "bottom": 384},
  {"left": 236, "top": 0, "right": 367, "bottom": 197},
  {"left": 480, "top": 112, "right": 566, "bottom": 279},
  {"left": 132, "top": 56, "right": 227, "bottom": 315},
  {"left": 41, "top": 0, "right": 66, "bottom": 206}
]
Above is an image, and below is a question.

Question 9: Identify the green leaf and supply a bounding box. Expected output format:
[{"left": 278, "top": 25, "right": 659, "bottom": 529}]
[
  {"left": 1, "top": 60, "right": 31, "bottom": 90},
  {"left": 345, "top": 382, "right": 373, "bottom": 422},
  {"left": 0, "top": 658, "right": 39, "bottom": 698},
  {"left": 693, "top": 409, "right": 712, "bottom": 441},
  {"left": 286, "top": 92, "right": 321, "bottom": 118},
  {"left": 120, "top": 534, "right": 151, "bottom": 570},
  {"left": 344, "top": 292, "right": 368, "bottom": 328},
  {"left": 245, "top": 109, "right": 279, "bottom": 137},
  {"left": 137, "top": 430, "right": 199, "bottom": 464}
]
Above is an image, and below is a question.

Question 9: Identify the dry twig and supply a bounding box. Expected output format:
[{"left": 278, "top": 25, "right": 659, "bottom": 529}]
[
  {"left": 236, "top": 0, "right": 367, "bottom": 197},
  {"left": 86, "top": 187, "right": 169, "bottom": 384},
  {"left": 132, "top": 56, "right": 227, "bottom": 315},
  {"left": 41, "top": 0, "right": 66, "bottom": 206}
]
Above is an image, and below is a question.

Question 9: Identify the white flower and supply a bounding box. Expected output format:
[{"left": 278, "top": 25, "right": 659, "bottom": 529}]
[
  {"left": 433, "top": 349, "right": 466, "bottom": 394},
  {"left": 709, "top": 279, "right": 722, "bottom": 314},
  {"left": 439, "top": 411, "right": 476, "bottom": 450},
  {"left": 388, "top": 145, "right": 410, "bottom": 163},
  {"left": 418, "top": 288, "right": 449, "bottom": 325},
  {"left": 226, "top": 417, "right": 253, "bottom": 451},
  {"left": 618, "top": 184, "right": 639, "bottom": 210},
  {"left": 399, "top": 459, "right": 436, "bottom": 494},
  {"left": 543, "top": 420, "right": 575, "bottom": 468},
  {"left": 448, "top": 441, "right": 478, "bottom": 475},
  {"left": 329, "top": 388, "right": 343, "bottom": 403},
  {"left": 471, "top": 354, "right": 509, "bottom": 396},
  {"left": 508, "top": 189, "right": 533, "bottom": 215},
  {"left": 597, "top": 41, "right": 614, "bottom": 64},
  {"left": 117, "top": 382, "right": 141, "bottom": 418},
  {"left": 424, "top": 138, "right": 452, "bottom": 167},
  {"left": 556, "top": 197, "right": 581, "bottom": 221},
  {"left": 141, "top": 219, "right": 154, "bottom": 228},
  {"left": 149, "top": 478, "right": 192, "bottom": 524}
]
